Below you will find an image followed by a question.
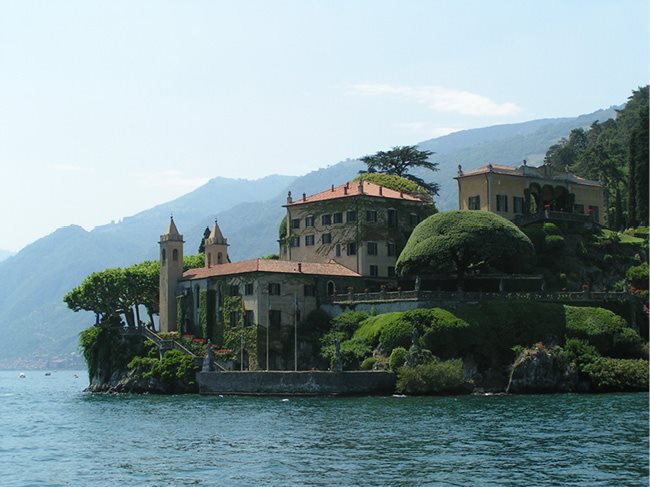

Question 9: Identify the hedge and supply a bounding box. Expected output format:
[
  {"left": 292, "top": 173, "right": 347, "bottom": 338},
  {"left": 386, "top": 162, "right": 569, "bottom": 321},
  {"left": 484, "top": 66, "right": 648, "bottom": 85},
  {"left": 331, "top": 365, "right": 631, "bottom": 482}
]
[
  {"left": 396, "top": 359, "right": 465, "bottom": 394},
  {"left": 582, "top": 358, "right": 649, "bottom": 391}
]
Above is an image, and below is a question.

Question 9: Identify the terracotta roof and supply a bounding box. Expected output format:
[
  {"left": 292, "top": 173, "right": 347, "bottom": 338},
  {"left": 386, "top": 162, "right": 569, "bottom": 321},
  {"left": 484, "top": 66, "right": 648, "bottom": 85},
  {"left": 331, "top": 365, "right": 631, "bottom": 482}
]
[
  {"left": 285, "top": 180, "right": 424, "bottom": 206},
  {"left": 182, "top": 258, "right": 361, "bottom": 280},
  {"left": 457, "top": 164, "right": 603, "bottom": 187}
]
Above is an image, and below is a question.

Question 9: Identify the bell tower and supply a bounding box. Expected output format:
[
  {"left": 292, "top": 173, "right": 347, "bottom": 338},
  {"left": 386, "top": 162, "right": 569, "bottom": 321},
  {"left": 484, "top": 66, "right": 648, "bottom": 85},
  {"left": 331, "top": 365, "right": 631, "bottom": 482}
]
[
  {"left": 159, "top": 216, "right": 184, "bottom": 333},
  {"left": 204, "top": 218, "right": 229, "bottom": 267}
]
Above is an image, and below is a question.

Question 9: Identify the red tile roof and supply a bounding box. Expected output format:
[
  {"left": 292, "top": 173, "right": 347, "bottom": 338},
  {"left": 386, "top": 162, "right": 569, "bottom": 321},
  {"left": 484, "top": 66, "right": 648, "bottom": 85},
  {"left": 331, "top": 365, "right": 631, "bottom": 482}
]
[
  {"left": 285, "top": 180, "right": 424, "bottom": 206},
  {"left": 182, "top": 258, "right": 361, "bottom": 280}
]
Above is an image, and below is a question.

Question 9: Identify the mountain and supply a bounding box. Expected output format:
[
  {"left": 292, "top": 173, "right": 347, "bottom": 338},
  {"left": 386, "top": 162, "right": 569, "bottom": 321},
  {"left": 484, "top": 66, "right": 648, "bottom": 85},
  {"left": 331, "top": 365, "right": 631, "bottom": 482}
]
[
  {"left": 0, "top": 250, "right": 13, "bottom": 262},
  {"left": 0, "top": 106, "right": 621, "bottom": 368}
]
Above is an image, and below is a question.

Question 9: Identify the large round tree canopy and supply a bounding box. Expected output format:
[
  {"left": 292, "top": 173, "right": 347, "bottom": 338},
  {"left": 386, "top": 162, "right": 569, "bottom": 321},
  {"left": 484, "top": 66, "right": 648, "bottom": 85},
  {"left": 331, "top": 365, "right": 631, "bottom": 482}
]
[{"left": 396, "top": 211, "right": 534, "bottom": 278}]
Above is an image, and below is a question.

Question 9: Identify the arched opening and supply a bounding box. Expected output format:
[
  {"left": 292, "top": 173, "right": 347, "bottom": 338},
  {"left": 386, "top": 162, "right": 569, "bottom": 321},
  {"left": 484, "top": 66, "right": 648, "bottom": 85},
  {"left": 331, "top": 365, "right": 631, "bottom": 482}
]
[
  {"left": 327, "top": 281, "right": 335, "bottom": 296},
  {"left": 172, "top": 248, "right": 179, "bottom": 262},
  {"left": 207, "top": 252, "right": 212, "bottom": 267},
  {"left": 217, "top": 252, "right": 223, "bottom": 264},
  {"left": 161, "top": 249, "right": 166, "bottom": 265}
]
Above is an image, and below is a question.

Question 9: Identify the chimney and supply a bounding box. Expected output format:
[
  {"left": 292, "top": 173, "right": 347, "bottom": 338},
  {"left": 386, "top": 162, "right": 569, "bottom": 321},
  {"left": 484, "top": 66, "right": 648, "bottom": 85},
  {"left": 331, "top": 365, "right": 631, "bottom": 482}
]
[
  {"left": 457, "top": 164, "right": 463, "bottom": 176},
  {"left": 331, "top": 184, "right": 334, "bottom": 192},
  {"left": 302, "top": 192, "right": 306, "bottom": 201},
  {"left": 343, "top": 186, "right": 348, "bottom": 195},
  {"left": 399, "top": 191, "right": 403, "bottom": 198},
  {"left": 379, "top": 186, "right": 383, "bottom": 196},
  {"left": 286, "top": 191, "right": 292, "bottom": 204},
  {"left": 357, "top": 180, "right": 364, "bottom": 194},
  {"left": 298, "top": 262, "right": 302, "bottom": 272}
]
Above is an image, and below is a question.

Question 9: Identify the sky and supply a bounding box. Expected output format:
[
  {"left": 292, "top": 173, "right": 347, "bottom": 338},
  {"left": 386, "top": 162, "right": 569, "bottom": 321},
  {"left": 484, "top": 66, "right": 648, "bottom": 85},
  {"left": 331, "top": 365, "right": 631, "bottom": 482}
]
[{"left": 0, "top": 0, "right": 648, "bottom": 252}]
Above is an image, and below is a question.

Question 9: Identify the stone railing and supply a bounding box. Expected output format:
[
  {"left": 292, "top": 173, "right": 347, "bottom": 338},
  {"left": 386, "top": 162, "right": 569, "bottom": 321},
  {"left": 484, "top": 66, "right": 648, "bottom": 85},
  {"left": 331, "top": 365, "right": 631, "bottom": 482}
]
[
  {"left": 513, "top": 210, "right": 594, "bottom": 227},
  {"left": 331, "top": 290, "right": 632, "bottom": 304}
]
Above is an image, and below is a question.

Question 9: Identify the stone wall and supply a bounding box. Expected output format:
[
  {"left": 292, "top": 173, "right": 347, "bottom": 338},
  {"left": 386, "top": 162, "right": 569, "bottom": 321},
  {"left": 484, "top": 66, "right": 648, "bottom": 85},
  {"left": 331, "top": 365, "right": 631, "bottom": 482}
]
[{"left": 197, "top": 370, "right": 396, "bottom": 395}]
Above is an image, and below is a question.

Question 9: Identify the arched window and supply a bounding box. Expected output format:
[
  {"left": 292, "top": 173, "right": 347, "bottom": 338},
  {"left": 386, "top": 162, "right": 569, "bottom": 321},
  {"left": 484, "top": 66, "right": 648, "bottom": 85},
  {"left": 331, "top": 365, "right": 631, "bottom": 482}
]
[
  {"left": 207, "top": 253, "right": 212, "bottom": 267},
  {"left": 217, "top": 252, "right": 223, "bottom": 264},
  {"left": 161, "top": 249, "right": 166, "bottom": 265},
  {"left": 327, "top": 281, "right": 335, "bottom": 296},
  {"left": 172, "top": 249, "right": 178, "bottom": 261}
]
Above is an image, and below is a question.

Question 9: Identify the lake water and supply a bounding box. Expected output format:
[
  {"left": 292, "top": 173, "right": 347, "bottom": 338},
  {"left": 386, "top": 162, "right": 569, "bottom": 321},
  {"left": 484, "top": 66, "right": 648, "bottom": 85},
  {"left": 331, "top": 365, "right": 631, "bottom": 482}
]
[{"left": 0, "top": 370, "right": 647, "bottom": 486}]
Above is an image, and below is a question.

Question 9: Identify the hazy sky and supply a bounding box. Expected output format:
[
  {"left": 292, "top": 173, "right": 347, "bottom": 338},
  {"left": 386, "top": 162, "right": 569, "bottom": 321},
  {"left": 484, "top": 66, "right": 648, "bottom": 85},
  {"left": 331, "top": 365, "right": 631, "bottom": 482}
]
[{"left": 1, "top": 0, "right": 648, "bottom": 251}]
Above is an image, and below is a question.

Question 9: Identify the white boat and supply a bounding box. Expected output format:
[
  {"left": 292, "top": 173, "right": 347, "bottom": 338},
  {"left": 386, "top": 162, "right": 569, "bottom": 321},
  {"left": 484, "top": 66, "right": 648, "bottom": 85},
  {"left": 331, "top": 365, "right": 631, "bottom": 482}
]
[{"left": 19, "top": 373, "right": 26, "bottom": 378}]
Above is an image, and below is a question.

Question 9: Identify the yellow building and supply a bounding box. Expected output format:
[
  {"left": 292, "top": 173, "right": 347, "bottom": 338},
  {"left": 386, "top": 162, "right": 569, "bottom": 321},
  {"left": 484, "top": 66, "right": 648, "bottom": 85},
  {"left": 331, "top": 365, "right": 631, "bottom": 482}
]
[{"left": 455, "top": 162, "right": 607, "bottom": 226}]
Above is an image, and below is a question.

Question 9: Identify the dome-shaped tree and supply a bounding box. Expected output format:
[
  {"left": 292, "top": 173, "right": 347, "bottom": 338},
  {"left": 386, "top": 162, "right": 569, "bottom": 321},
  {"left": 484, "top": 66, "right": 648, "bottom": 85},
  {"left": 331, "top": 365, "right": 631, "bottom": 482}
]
[{"left": 396, "top": 211, "right": 534, "bottom": 290}]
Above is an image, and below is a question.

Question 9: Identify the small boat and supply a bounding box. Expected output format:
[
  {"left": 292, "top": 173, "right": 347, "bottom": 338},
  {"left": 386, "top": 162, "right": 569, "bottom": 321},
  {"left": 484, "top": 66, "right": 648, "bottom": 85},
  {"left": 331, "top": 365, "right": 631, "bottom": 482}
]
[
  {"left": 44, "top": 372, "right": 51, "bottom": 376},
  {"left": 73, "top": 374, "right": 79, "bottom": 379},
  {"left": 19, "top": 373, "right": 26, "bottom": 379}
]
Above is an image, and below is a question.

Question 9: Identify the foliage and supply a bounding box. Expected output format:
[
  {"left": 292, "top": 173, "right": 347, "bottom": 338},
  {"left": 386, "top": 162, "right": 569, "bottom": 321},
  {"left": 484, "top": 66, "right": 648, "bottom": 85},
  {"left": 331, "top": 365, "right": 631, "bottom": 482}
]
[
  {"left": 197, "top": 226, "right": 211, "bottom": 254},
  {"left": 389, "top": 346, "right": 408, "bottom": 370},
  {"left": 278, "top": 215, "right": 287, "bottom": 240},
  {"left": 544, "top": 234, "right": 565, "bottom": 251},
  {"left": 332, "top": 311, "right": 369, "bottom": 336},
  {"left": 322, "top": 337, "right": 373, "bottom": 371},
  {"left": 562, "top": 338, "right": 600, "bottom": 369},
  {"left": 79, "top": 323, "right": 144, "bottom": 382},
  {"left": 360, "top": 357, "right": 376, "bottom": 370},
  {"left": 564, "top": 306, "right": 645, "bottom": 358},
  {"left": 582, "top": 358, "right": 649, "bottom": 392},
  {"left": 182, "top": 254, "right": 205, "bottom": 270},
  {"left": 543, "top": 222, "right": 562, "bottom": 235},
  {"left": 354, "top": 312, "right": 404, "bottom": 346},
  {"left": 397, "top": 211, "right": 534, "bottom": 289},
  {"left": 419, "top": 310, "right": 472, "bottom": 359},
  {"left": 379, "top": 318, "right": 413, "bottom": 354},
  {"left": 545, "top": 86, "right": 649, "bottom": 228},
  {"left": 128, "top": 349, "right": 199, "bottom": 392},
  {"left": 353, "top": 173, "right": 431, "bottom": 202},
  {"left": 359, "top": 145, "right": 440, "bottom": 196},
  {"left": 626, "top": 263, "right": 649, "bottom": 288},
  {"left": 395, "top": 359, "right": 465, "bottom": 394}
]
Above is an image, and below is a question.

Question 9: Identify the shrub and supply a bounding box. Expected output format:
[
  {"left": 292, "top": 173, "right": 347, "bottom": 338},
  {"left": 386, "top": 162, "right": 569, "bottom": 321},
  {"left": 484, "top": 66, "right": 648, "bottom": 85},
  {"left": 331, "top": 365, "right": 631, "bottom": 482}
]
[
  {"left": 128, "top": 349, "right": 199, "bottom": 392},
  {"left": 354, "top": 312, "right": 404, "bottom": 346},
  {"left": 565, "top": 306, "right": 645, "bottom": 358},
  {"left": 544, "top": 234, "right": 565, "bottom": 251},
  {"left": 396, "top": 359, "right": 465, "bottom": 394},
  {"left": 360, "top": 357, "right": 376, "bottom": 370},
  {"left": 563, "top": 338, "right": 600, "bottom": 368},
  {"left": 626, "top": 263, "right": 649, "bottom": 289},
  {"left": 379, "top": 318, "right": 413, "bottom": 353},
  {"left": 322, "top": 337, "right": 373, "bottom": 371},
  {"left": 583, "top": 358, "right": 649, "bottom": 391},
  {"left": 420, "top": 309, "right": 472, "bottom": 359},
  {"left": 543, "top": 222, "right": 562, "bottom": 236},
  {"left": 331, "top": 311, "right": 369, "bottom": 336},
  {"left": 354, "top": 173, "right": 430, "bottom": 200},
  {"left": 389, "top": 347, "right": 408, "bottom": 370}
]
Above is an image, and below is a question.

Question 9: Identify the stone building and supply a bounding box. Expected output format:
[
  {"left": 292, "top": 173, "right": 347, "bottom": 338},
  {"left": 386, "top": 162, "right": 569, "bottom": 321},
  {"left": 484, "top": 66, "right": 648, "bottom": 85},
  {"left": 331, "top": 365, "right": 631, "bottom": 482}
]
[
  {"left": 279, "top": 180, "right": 435, "bottom": 278},
  {"left": 455, "top": 162, "right": 606, "bottom": 226}
]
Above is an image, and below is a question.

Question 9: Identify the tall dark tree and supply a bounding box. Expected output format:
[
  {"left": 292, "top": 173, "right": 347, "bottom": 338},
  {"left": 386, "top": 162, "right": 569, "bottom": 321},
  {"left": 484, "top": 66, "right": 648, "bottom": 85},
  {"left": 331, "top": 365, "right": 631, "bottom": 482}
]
[
  {"left": 630, "top": 105, "right": 649, "bottom": 224},
  {"left": 197, "top": 226, "right": 211, "bottom": 254},
  {"left": 360, "top": 145, "right": 440, "bottom": 196}
]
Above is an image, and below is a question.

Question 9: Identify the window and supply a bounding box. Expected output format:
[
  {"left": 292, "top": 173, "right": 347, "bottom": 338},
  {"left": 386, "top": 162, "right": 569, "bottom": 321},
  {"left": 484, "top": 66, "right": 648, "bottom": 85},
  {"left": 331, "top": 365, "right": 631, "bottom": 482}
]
[
  {"left": 217, "top": 252, "right": 223, "bottom": 264},
  {"left": 322, "top": 233, "right": 332, "bottom": 244},
  {"left": 229, "top": 285, "right": 240, "bottom": 296},
  {"left": 468, "top": 195, "right": 480, "bottom": 210},
  {"left": 335, "top": 244, "right": 341, "bottom": 257},
  {"left": 387, "top": 266, "right": 396, "bottom": 277},
  {"left": 172, "top": 248, "right": 179, "bottom": 261},
  {"left": 366, "top": 210, "right": 378, "bottom": 222},
  {"left": 304, "top": 284, "right": 317, "bottom": 297},
  {"left": 588, "top": 205, "right": 599, "bottom": 222},
  {"left": 346, "top": 210, "right": 357, "bottom": 222},
  {"left": 161, "top": 249, "right": 166, "bottom": 264},
  {"left": 513, "top": 196, "right": 525, "bottom": 214},
  {"left": 387, "top": 209, "right": 397, "bottom": 228},
  {"left": 347, "top": 243, "right": 357, "bottom": 256},
  {"left": 305, "top": 215, "right": 315, "bottom": 227},
  {"left": 305, "top": 235, "right": 315, "bottom": 246},
  {"left": 387, "top": 243, "right": 396, "bottom": 257},
  {"left": 229, "top": 311, "right": 240, "bottom": 326},
  {"left": 409, "top": 213, "right": 419, "bottom": 226},
  {"left": 333, "top": 212, "right": 343, "bottom": 224},
  {"left": 367, "top": 242, "right": 378, "bottom": 256},
  {"left": 369, "top": 265, "right": 378, "bottom": 277},
  {"left": 291, "top": 218, "right": 300, "bottom": 229},
  {"left": 574, "top": 204, "right": 585, "bottom": 214},
  {"left": 268, "top": 283, "right": 281, "bottom": 295},
  {"left": 322, "top": 214, "right": 332, "bottom": 225},
  {"left": 496, "top": 194, "right": 508, "bottom": 212},
  {"left": 269, "top": 309, "right": 281, "bottom": 327},
  {"left": 244, "top": 283, "right": 254, "bottom": 295},
  {"left": 244, "top": 310, "right": 255, "bottom": 327},
  {"left": 290, "top": 236, "right": 300, "bottom": 247}
]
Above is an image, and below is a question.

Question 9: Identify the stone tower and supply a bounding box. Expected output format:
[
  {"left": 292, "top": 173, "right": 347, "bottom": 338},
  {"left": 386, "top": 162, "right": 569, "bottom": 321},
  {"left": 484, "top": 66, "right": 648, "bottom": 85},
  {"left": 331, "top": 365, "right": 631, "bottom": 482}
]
[
  {"left": 204, "top": 218, "right": 229, "bottom": 268},
  {"left": 159, "top": 216, "right": 184, "bottom": 333}
]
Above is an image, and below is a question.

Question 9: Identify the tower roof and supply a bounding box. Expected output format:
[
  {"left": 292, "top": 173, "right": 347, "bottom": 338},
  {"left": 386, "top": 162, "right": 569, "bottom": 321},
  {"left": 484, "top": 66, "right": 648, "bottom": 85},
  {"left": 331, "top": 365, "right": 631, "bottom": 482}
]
[
  {"left": 206, "top": 218, "right": 228, "bottom": 246},
  {"left": 160, "top": 216, "right": 184, "bottom": 242}
]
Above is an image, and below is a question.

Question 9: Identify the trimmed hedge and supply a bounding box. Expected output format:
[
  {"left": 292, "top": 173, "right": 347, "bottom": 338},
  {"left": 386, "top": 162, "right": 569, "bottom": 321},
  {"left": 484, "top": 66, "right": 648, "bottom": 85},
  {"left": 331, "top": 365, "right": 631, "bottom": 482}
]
[
  {"left": 583, "top": 358, "right": 649, "bottom": 391},
  {"left": 379, "top": 318, "right": 413, "bottom": 354},
  {"left": 355, "top": 312, "right": 404, "bottom": 345},
  {"left": 389, "top": 347, "right": 408, "bottom": 370},
  {"left": 396, "top": 359, "right": 465, "bottom": 394}
]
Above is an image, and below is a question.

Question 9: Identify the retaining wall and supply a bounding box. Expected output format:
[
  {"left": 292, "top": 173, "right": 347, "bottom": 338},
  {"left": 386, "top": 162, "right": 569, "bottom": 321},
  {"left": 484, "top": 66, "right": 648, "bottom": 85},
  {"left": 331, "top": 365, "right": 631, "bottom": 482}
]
[{"left": 196, "top": 370, "right": 396, "bottom": 395}]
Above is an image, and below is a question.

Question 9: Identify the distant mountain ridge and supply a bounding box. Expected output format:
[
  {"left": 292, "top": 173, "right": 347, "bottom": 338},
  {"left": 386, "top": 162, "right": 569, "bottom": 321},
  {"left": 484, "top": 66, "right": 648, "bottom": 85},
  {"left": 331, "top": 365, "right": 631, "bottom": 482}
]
[{"left": 0, "top": 105, "right": 620, "bottom": 368}]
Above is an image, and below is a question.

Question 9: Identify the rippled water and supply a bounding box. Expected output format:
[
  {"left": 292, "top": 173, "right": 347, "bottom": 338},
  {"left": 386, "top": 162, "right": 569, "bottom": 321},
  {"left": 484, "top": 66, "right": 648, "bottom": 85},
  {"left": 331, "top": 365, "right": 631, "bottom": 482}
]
[{"left": 0, "top": 371, "right": 647, "bottom": 486}]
